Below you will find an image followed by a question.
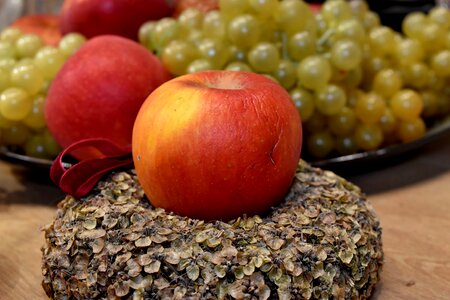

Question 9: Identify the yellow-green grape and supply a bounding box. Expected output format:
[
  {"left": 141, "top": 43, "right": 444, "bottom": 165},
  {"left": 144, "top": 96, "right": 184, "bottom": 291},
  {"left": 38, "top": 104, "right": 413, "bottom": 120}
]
[
  {"left": 23, "top": 94, "right": 46, "bottom": 130},
  {"left": 271, "top": 60, "right": 296, "bottom": 90},
  {"left": 178, "top": 8, "right": 203, "bottom": 32},
  {"left": 417, "top": 22, "right": 445, "bottom": 52},
  {"left": 0, "top": 41, "right": 16, "bottom": 59},
  {"left": 342, "top": 66, "right": 363, "bottom": 88},
  {"left": 297, "top": 55, "right": 331, "bottom": 91},
  {"left": 363, "top": 11, "right": 380, "bottom": 31},
  {"left": 335, "top": 18, "right": 366, "bottom": 45},
  {"left": 315, "top": 13, "right": 328, "bottom": 36},
  {"left": 321, "top": 0, "right": 352, "bottom": 27},
  {"left": 430, "top": 50, "right": 450, "bottom": 77},
  {"left": 138, "top": 21, "right": 156, "bottom": 48},
  {"left": 290, "top": 87, "right": 315, "bottom": 122},
  {"left": 397, "top": 118, "right": 426, "bottom": 143},
  {"left": 34, "top": 46, "right": 66, "bottom": 80},
  {"left": 202, "top": 11, "right": 226, "bottom": 40},
  {"left": 346, "top": 88, "right": 364, "bottom": 108},
  {"left": 10, "top": 63, "right": 44, "bottom": 95},
  {"left": 228, "top": 45, "right": 247, "bottom": 62},
  {"left": 150, "top": 18, "right": 181, "bottom": 53},
  {"left": 247, "top": 42, "right": 280, "bottom": 73},
  {"left": 219, "top": 0, "right": 250, "bottom": 19},
  {"left": 330, "top": 39, "right": 362, "bottom": 71},
  {"left": 275, "top": 0, "right": 310, "bottom": 35},
  {"left": 328, "top": 106, "right": 356, "bottom": 137},
  {"left": 43, "top": 129, "right": 61, "bottom": 157},
  {"left": 288, "top": 31, "right": 316, "bottom": 62},
  {"left": 426, "top": 70, "right": 445, "bottom": 91},
  {"left": 401, "top": 62, "right": 429, "bottom": 89},
  {"left": 227, "top": 14, "right": 261, "bottom": 49},
  {"left": 379, "top": 107, "right": 397, "bottom": 134},
  {"left": 354, "top": 123, "right": 383, "bottom": 151},
  {"left": 0, "top": 27, "right": 22, "bottom": 43},
  {"left": 15, "top": 34, "right": 44, "bottom": 58},
  {"left": 420, "top": 90, "right": 439, "bottom": 118},
  {"left": 225, "top": 61, "right": 252, "bottom": 71},
  {"left": 198, "top": 38, "right": 229, "bottom": 69},
  {"left": 58, "top": 33, "right": 86, "bottom": 57},
  {"left": 363, "top": 56, "right": 389, "bottom": 81},
  {"left": 249, "top": 0, "right": 279, "bottom": 19},
  {"left": 25, "top": 134, "right": 47, "bottom": 158},
  {"left": 40, "top": 80, "right": 51, "bottom": 94},
  {"left": 372, "top": 69, "right": 402, "bottom": 99},
  {"left": 0, "top": 113, "right": 13, "bottom": 129},
  {"left": 335, "top": 135, "right": 358, "bottom": 155},
  {"left": 0, "top": 68, "right": 11, "bottom": 92},
  {"left": 1, "top": 123, "right": 30, "bottom": 145},
  {"left": 0, "top": 58, "right": 15, "bottom": 71},
  {"left": 355, "top": 92, "right": 386, "bottom": 124},
  {"left": 304, "top": 112, "right": 327, "bottom": 133},
  {"left": 390, "top": 89, "right": 423, "bottom": 121},
  {"left": 428, "top": 6, "right": 450, "bottom": 29},
  {"left": 186, "top": 59, "right": 214, "bottom": 73},
  {"left": 349, "top": 0, "right": 369, "bottom": 19},
  {"left": 402, "top": 11, "right": 427, "bottom": 39},
  {"left": 314, "top": 84, "right": 346, "bottom": 116},
  {"left": 368, "top": 26, "right": 395, "bottom": 56},
  {"left": 161, "top": 40, "right": 198, "bottom": 76},
  {"left": 0, "top": 88, "right": 32, "bottom": 121},
  {"left": 307, "top": 130, "right": 335, "bottom": 158},
  {"left": 394, "top": 38, "right": 424, "bottom": 66}
]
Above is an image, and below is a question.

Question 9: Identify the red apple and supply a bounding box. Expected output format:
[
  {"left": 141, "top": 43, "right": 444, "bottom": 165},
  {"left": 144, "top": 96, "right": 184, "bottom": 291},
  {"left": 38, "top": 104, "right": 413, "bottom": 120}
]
[
  {"left": 45, "top": 35, "right": 171, "bottom": 158},
  {"left": 11, "top": 15, "right": 61, "bottom": 46},
  {"left": 59, "top": 0, "right": 175, "bottom": 40},
  {"left": 132, "top": 70, "right": 302, "bottom": 221}
]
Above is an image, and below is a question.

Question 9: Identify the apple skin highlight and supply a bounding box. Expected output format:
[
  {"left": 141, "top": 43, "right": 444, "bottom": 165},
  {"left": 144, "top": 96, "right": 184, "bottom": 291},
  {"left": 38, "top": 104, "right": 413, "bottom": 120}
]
[{"left": 132, "top": 71, "right": 303, "bottom": 221}]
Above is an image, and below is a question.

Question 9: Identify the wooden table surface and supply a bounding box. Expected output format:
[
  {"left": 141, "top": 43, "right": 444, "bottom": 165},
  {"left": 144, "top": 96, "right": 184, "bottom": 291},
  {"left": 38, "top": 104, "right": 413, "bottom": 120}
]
[{"left": 1, "top": 139, "right": 449, "bottom": 300}]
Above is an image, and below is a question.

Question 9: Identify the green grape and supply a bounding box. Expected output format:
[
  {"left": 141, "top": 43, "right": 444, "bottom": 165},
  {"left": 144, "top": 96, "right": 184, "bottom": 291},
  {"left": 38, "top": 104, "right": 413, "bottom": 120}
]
[
  {"left": 426, "top": 70, "right": 445, "bottom": 91},
  {"left": 0, "top": 27, "right": 22, "bottom": 43},
  {"left": 178, "top": 8, "right": 203, "bottom": 32},
  {"left": 34, "top": 46, "right": 66, "bottom": 80},
  {"left": 401, "top": 62, "right": 429, "bottom": 89},
  {"left": 23, "top": 94, "right": 46, "bottom": 130},
  {"left": 225, "top": 61, "right": 252, "bottom": 71},
  {"left": 420, "top": 90, "right": 439, "bottom": 118},
  {"left": 402, "top": 12, "right": 427, "bottom": 39},
  {"left": 363, "top": 56, "right": 389, "bottom": 81},
  {"left": 328, "top": 107, "right": 356, "bottom": 137},
  {"left": 346, "top": 88, "right": 364, "bottom": 108},
  {"left": 335, "top": 18, "right": 366, "bottom": 45},
  {"left": 0, "top": 58, "right": 15, "bottom": 71},
  {"left": 0, "top": 88, "right": 32, "bottom": 121},
  {"left": 417, "top": 22, "right": 445, "bottom": 52},
  {"left": 202, "top": 11, "right": 226, "bottom": 40},
  {"left": 394, "top": 38, "right": 424, "bottom": 66},
  {"left": 0, "top": 112, "right": 13, "bottom": 129},
  {"left": 297, "top": 55, "right": 331, "bottom": 91},
  {"left": 186, "top": 30, "right": 203, "bottom": 43},
  {"left": 271, "top": 60, "right": 296, "bottom": 90},
  {"left": 314, "top": 84, "right": 346, "bottom": 116},
  {"left": 372, "top": 69, "right": 402, "bottom": 99},
  {"left": 363, "top": 11, "right": 380, "bottom": 31},
  {"left": 228, "top": 45, "right": 247, "bottom": 62},
  {"left": 186, "top": 59, "right": 214, "bottom": 73},
  {"left": 315, "top": 13, "right": 328, "bottom": 36},
  {"left": 25, "top": 134, "right": 47, "bottom": 158},
  {"left": 0, "top": 41, "right": 16, "bottom": 59},
  {"left": 354, "top": 123, "right": 383, "bottom": 151},
  {"left": 40, "top": 80, "right": 51, "bottom": 94},
  {"left": 288, "top": 31, "right": 316, "bottom": 62},
  {"left": 247, "top": 42, "right": 280, "bottom": 73},
  {"left": 151, "top": 18, "right": 181, "bottom": 53},
  {"left": 15, "top": 34, "right": 44, "bottom": 58},
  {"left": 275, "top": 0, "right": 309, "bottom": 35},
  {"left": 198, "top": 38, "right": 229, "bottom": 69},
  {"left": 335, "top": 135, "right": 358, "bottom": 155},
  {"left": 307, "top": 130, "right": 335, "bottom": 158},
  {"left": 138, "top": 21, "right": 156, "bottom": 48},
  {"left": 379, "top": 107, "right": 397, "bottom": 134},
  {"left": 219, "top": 0, "right": 250, "bottom": 19},
  {"left": 342, "top": 66, "right": 363, "bottom": 88},
  {"left": 43, "top": 129, "right": 61, "bottom": 157},
  {"left": 249, "top": 0, "right": 279, "bottom": 18},
  {"left": 330, "top": 39, "right": 362, "bottom": 71},
  {"left": 10, "top": 63, "right": 44, "bottom": 95},
  {"left": 430, "top": 50, "right": 450, "bottom": 77},
  {"left": 397, "top": 118, "right": 426, "bottom": 143},
  {"left": 2, "top": 123, "right": 30, "bottom": 145},
  {"left": 321, "top": 0, "right": 352, "bottom": 27},
  {"left": 161, "top": 40, "right": 198, "bottom": 76},
  {"left": 304, "top": 112, "right": 327, "bottom": 133},
  {"left": 368, "top": 26, "right": 395, "bottom": 56},
  {"left": 355, "top": 92, "right": 386, "bottom": 124},
  {"left": 0, "top": 68, "right": 11, "bottom": 92},
  {"left": 228, "top": 14, "right": 261, "bottom": 49},
  {"left": 390, "top": 89, "right": 423, "bottom": 121},
  {"left": 428, "top": 6, "right": 450, "bottom": 29},
  {"left": 58, "top": 33, "right": 86, "bottom": 57},
  {"left": 290, "top": 87, "right": 315, "bottom": 122},
  {"left": 349, "top": 0, "right": 369, "bottom": 19}
]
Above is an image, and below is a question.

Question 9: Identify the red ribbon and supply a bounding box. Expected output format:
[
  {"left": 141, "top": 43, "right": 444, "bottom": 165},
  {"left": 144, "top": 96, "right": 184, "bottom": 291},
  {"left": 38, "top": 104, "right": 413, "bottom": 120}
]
[{"left": 50, "top": 138, "right": 134, "bottom": 198}]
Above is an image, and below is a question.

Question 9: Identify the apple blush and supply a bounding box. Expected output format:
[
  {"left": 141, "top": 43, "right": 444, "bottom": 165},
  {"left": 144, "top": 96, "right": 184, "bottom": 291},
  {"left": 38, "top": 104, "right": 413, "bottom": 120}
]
[{"left": 132, "top": 70, "right": 303, "bottom": 221}]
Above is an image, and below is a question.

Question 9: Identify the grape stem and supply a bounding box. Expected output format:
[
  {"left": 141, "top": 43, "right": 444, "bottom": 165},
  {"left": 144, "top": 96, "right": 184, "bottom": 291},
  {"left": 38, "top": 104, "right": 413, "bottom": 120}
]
[{"left": 317, "top": 28, "right": 335, "bottom": 53}]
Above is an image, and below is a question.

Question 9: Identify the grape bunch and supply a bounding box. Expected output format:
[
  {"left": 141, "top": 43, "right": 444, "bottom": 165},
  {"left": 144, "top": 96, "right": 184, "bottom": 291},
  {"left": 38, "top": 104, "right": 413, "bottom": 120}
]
[
  {"left": 0, "top": 28, "right": 86, "bottom": 159},
  {"left": 138, "top": 0, "right": 450, "bottom": 159}
]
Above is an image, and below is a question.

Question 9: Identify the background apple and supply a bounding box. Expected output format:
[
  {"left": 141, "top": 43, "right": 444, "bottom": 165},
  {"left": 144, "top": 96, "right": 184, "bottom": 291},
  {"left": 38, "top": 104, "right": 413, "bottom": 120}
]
[
  {"left": 11, "top": 15, "right": 61, "bottom": 46},
  {"left": 132, "top": 70, "right": 303, "bottom": 221},
  {"left": 59, "top": 0, "right": 175, "bottom": 40},
  {"left": 45, "top": 35, "right": 171, "bottom": 158}
]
